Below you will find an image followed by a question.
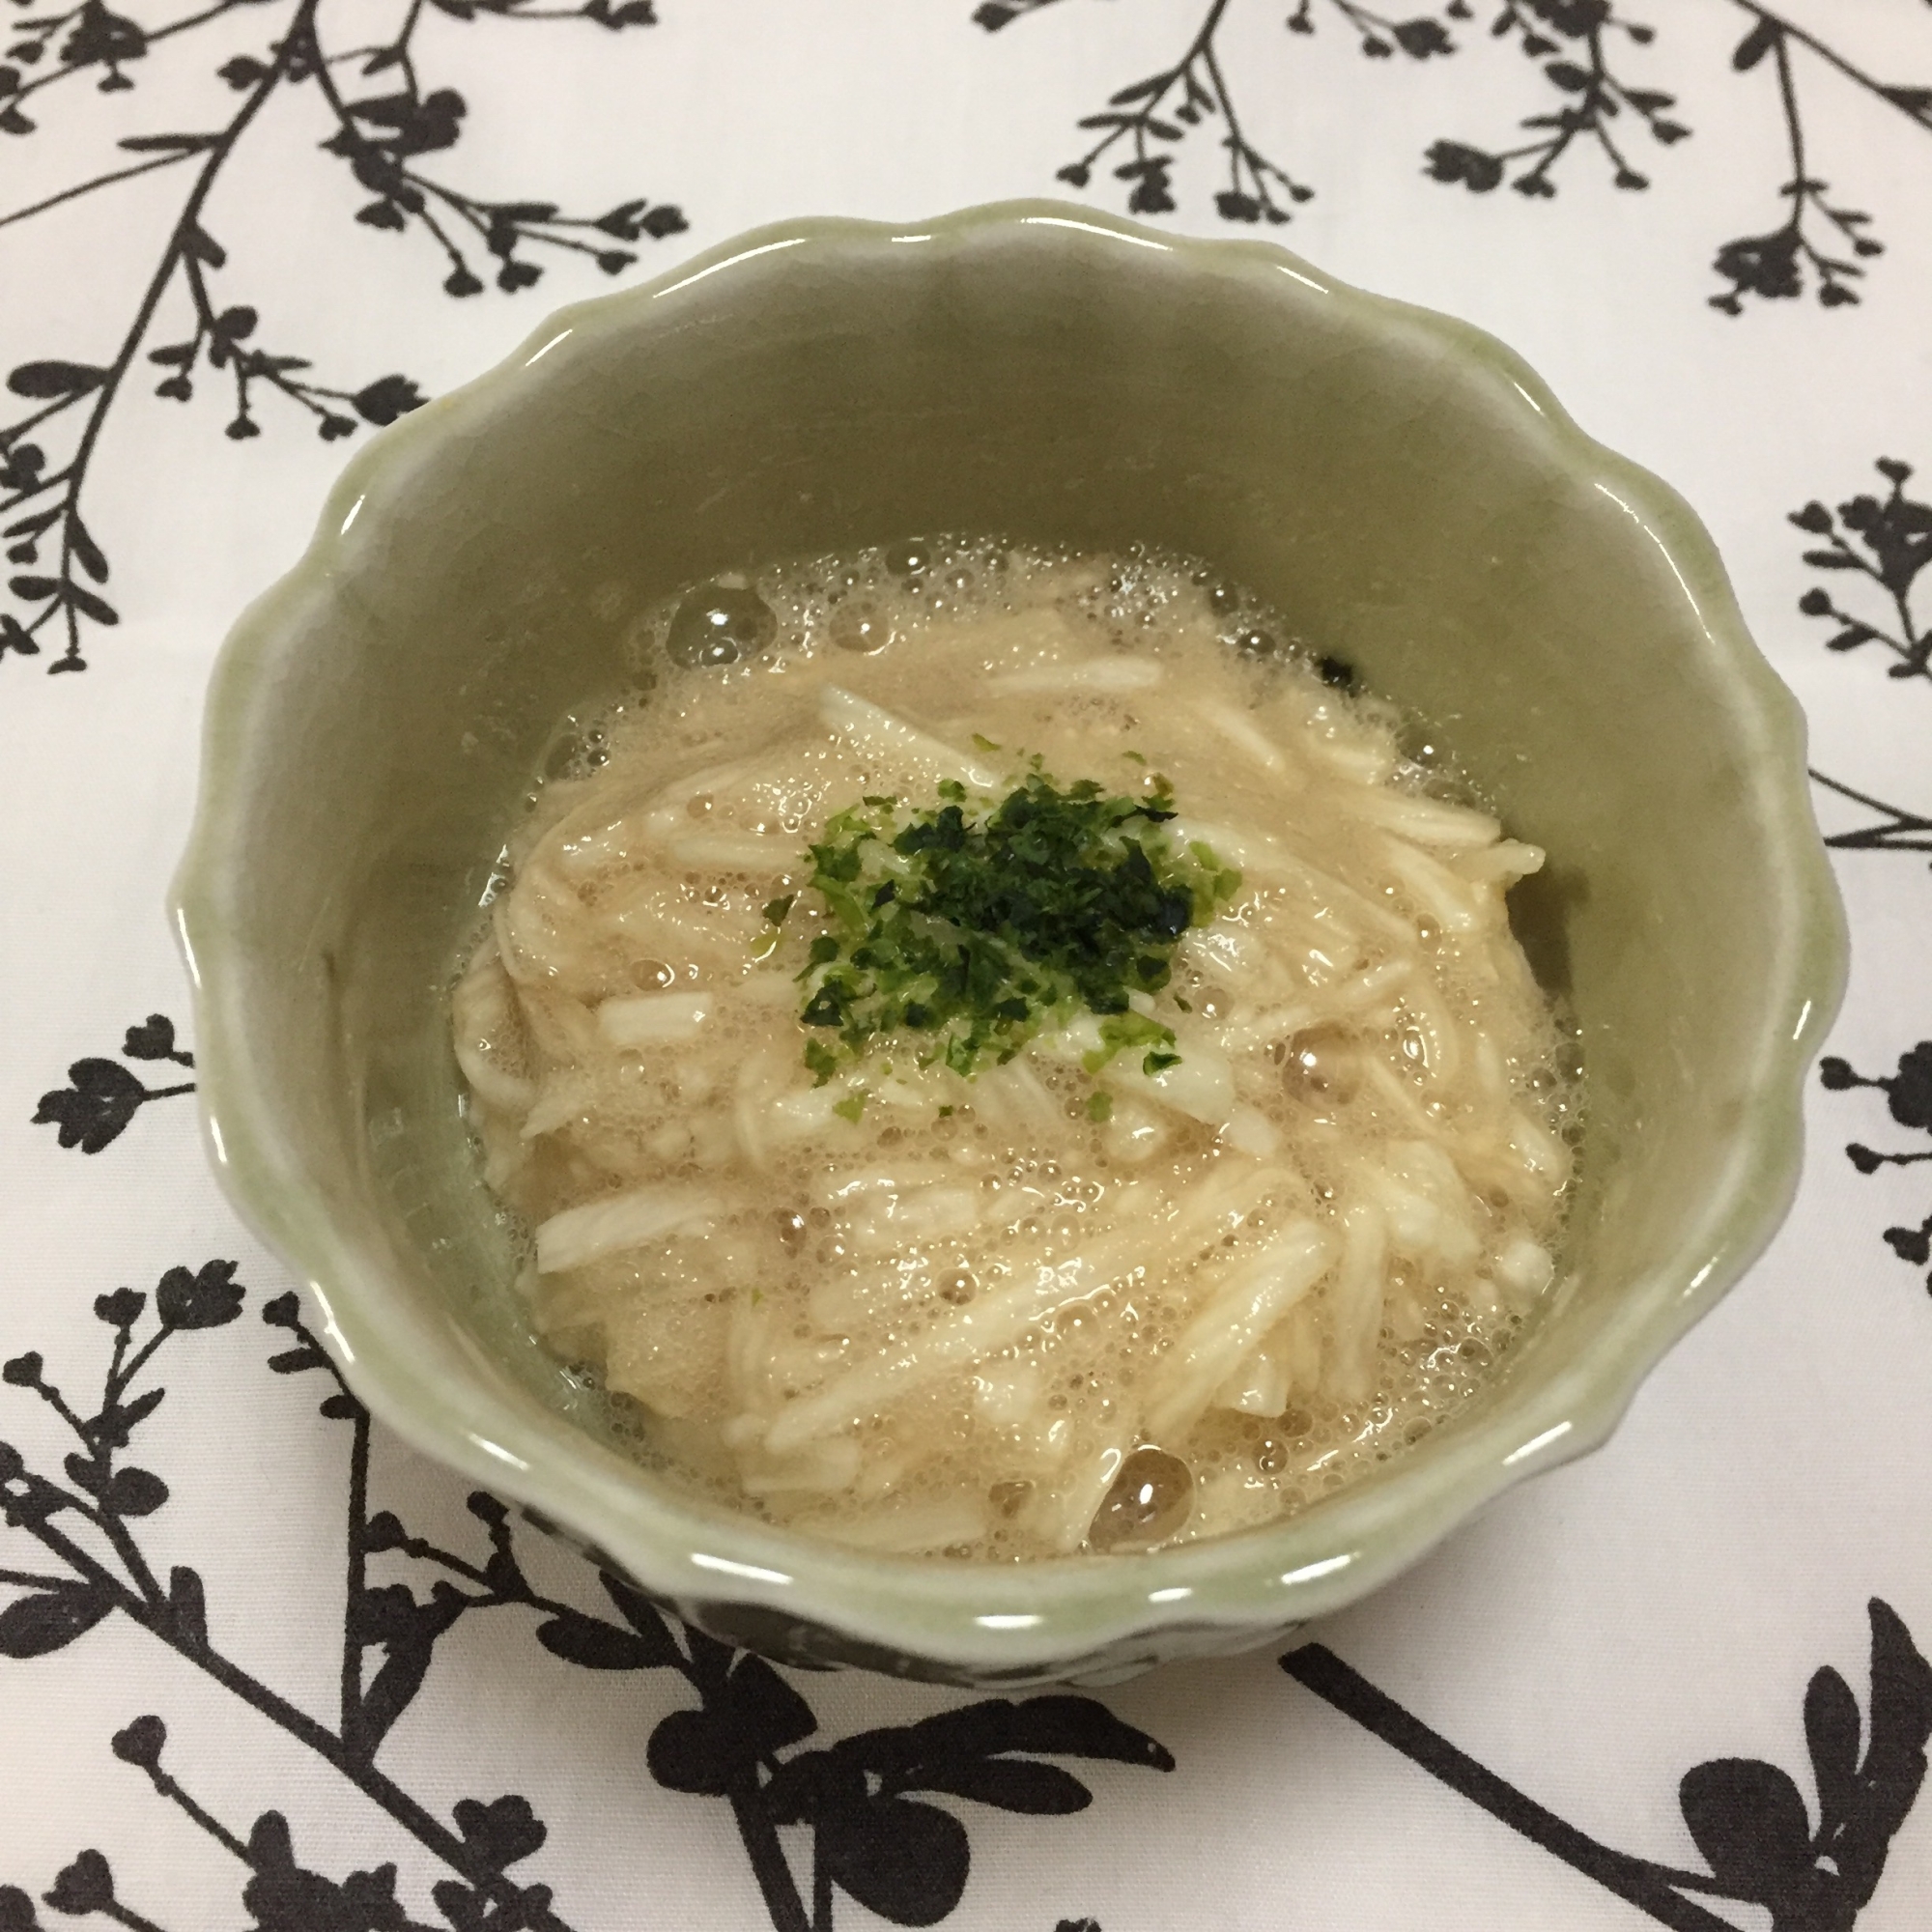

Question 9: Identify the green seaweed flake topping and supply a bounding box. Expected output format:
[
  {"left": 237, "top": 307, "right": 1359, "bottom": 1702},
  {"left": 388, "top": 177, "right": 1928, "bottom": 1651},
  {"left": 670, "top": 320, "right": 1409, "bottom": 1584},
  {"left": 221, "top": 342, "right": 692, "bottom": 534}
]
[{"left": 767, "top": 770, "right": 1240, "bottom": 1084}]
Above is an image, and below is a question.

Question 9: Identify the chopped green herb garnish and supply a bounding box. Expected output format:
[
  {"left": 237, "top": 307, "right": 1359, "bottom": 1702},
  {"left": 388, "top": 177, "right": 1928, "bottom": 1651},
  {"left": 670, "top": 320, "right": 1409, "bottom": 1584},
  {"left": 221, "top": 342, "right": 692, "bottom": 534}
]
[
  {"left": 937, "top": 1104, "right": 955, "bottom": 1119},
  {"left": 1081, "top": 1010, "right": 1181, "bottom": 1079},
  {"left": 774, "top": 768, "right": 1238, "bottom": 1083},
  {"left": 831, "top": 1092, "right": 867, "bottom": 1123},
  {"left": 1122, "top": 749, "right": 1147, "bottom": 766},
  {"left": 762, "top": 894, "right": 795, "bottom": 925},
  {"left": 971, "top": 733, "right": 1002, "bottom": 754},
  {"left": 1086, "top": 1091, "right": 1114, "bottom": 1122}
]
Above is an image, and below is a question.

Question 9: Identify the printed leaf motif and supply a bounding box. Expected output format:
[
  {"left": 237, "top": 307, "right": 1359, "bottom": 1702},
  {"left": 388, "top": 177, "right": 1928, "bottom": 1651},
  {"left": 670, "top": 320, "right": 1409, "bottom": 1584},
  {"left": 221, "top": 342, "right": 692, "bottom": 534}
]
[
  {"left": 837, "top": 1694, "right": 1176, "bottom": 1776},
  {"left": 109, "top": 1715, "right": 165, "bottom": 1769},
  {"left": 818, "top": 1796, "right": 970, "bottom": 1927},
  {"left": 168, "top": 1565, "right": 208, "bottom": 1650},
  {"left": 33, "top": 1058, "right": 149, "bottom": 1152},
  {"left": 156, "top": 1260, "right": 243, "bottom": 1330},
  {"left": 352, "top": 376, "right": 426, "bottom": 425},
  {"left": 598, "top": 1570, "right": 679, "bottom": 1656},
  {"left": 98, "top": 1465, "right": 168, "bottom": 1517},
  {"left": 1818, "top": 1010, "right": 1932, "bottom": 1293},
  {"left": 1425, "top": 139, "right": 1503, "bottom": 191},
  {"left": 64, "top": 582, "right": 118, "bottom": 627},
  {"left": 1791, "top": 463, "right": 1932, "bottom": 682},
  {"left": 0, "top": 1583, "right": 115, "bottom": 1658},
  {"left": 32, "top": 1021, "right": 195, "bottom": 1151},
  {"left": 1733, "top": 18, "right": 1778, "bottom": 72},
  {"left": 648, "top": 1654, "right": 819, "bottom": 1795},
  {"left": 91, "top": 1288, "right": 141, "bottom": 1328},
  {"left": 535, "top": 1606, "right": 670, "bottom": 1671},
  {"left": 43, "top": 1850, "right": 114, "bottom": 1917},
  {"left": 720, "top": 1654, "right": 818, "bottom": 1754},
  {"left": 644, "top": 1708, "right": 741, "bottom": 1796},
  {"left": 1804, "top": 1664, "right": 1860, "bottom": 1815},
  {"left": 348, "top": 1583, "right": 468, "bottom": 1759},
  {"left": 1678, "top": 1758, "right": 1815, "bottom": 1893},
  {"left": 0, "top": 1888, "right": 43, "bottom": 1932},
  {"left": 452, "top": 1794, "right": 547, "bottom": 1870},
  {"left": 117, "top": 132, "right": 219, "bottom": 153},
  {"left": 1834, "top": 1600, "right": 1932, "bottom": 1903},
  {"left": 910, "top": 1755, "right": 1092, "bottom": 1813},
  {"left": 61, "top": 3, "right": 148, "bottom": 74},
  {"left": 67, "top": 515, "right": 107, "bottom": 584},
  {"left": 431, "top": 1880, "right": 488, "bottom": 1932},
  {"left": 121, "top": 1014, "right": 189, "bottom": 1064},
  {"left": 6, "top": 362, "right": 107, "bottom": 400},
  {"left": 239, "top": 1809, "right": 417, "bottom": 1932},
  {"left": 93, "top": 1383, "right": 163, "bottom": 1449}
]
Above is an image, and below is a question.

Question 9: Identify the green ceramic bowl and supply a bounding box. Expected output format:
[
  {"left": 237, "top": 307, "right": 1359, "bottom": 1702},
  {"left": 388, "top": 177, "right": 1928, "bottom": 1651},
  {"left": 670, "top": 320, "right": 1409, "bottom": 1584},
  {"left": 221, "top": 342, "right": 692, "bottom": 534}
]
[{"left": 172, "top": 202, "right": 1846, "bottom": 1686}]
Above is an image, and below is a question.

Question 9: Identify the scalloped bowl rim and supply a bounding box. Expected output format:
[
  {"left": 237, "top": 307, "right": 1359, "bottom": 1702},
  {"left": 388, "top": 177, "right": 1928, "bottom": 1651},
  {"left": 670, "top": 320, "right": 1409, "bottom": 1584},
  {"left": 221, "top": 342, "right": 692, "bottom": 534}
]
[{"left": 171, "top": 201, "right": 1848, "bottom": 1675}]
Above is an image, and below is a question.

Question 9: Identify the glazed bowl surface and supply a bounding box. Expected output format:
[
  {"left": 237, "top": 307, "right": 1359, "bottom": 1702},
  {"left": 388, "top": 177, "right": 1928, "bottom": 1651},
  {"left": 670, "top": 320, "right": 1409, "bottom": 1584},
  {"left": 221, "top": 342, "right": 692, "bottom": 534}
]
[{"left": 172, "top": 201, "right": 1846, "bottom": 1686}]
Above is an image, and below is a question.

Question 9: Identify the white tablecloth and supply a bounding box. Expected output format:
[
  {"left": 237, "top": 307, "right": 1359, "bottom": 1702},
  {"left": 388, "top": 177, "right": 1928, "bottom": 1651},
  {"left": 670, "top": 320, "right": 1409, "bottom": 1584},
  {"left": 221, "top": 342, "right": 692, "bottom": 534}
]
[{"left": 5, "top": 3, "right": 1932, "bottom": 1926}]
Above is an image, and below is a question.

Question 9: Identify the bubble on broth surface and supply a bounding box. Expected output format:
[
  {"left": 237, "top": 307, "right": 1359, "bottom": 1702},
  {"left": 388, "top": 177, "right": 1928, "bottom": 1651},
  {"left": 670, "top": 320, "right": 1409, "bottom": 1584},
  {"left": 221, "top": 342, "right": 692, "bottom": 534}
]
[
  {"left": 830, "top": 603, "right": 895, "bottom": 655},
  {"left": 665, "top": 583, "right": 779, "bottom": 668},
  {"left": 1090, "top": 1447, "right": 1194, "bottom": 1550}
]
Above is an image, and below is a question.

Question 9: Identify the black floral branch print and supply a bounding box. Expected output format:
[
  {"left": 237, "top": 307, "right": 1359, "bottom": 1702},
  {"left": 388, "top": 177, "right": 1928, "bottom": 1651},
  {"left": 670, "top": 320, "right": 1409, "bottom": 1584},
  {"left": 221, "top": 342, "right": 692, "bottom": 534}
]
[
  {"left": 1294, "top": 0, "right": 1453, "bottom": 62},
  {"left": 0, "top": 0, "right": 682, "bottom": 676},
  {"left": 1820, "top": 1047, "right": 1932, "bottom": 1299},
  {"left": 637, "top": 1653, "right": 1171, "bottom": 1931},
  {"left": 971, "top": 0, "right": 1065, "bottom": 28},
  {"left": 305, "top": 3, "right": 681, "bottom": 304},
  {"left": 3, "top": 1849, "right": 169, "bottom": 1932},
  {"left": 1705, "top": 10, "right": 1883, "bottom": 314},
  {"left": 32, "top": 1015, "right": 194, "bottom": 1154},
  {"left": 1811, "top": 773, "right": 1932, "bottom": 868},
  {"left": 1047, "top": 0, "right": 1310, "bottom": 221},
  {"left": 978, "top": 0, "right": 1932, "bottom": 314},
  {"left": 0, "top": 1267, "right": 587, "bottom": 1931},
  {"left": 1, "top": 1264, "right": 1166, "bottom": 1931},
  {"left": 1804, "top": 456, "right": 1932, "bottom": 1307},
  {"left": 368, "top": 1494, "right": 1175, "bottom": 1931},
  {"left": 1789, "top": 460, "right": 1932, "bottom": 686},
  {"left": 1424, "top": 0, "right": 1679, "bottom": 203},
  {"left": 981, "top": 0, "right": 1449, "bottom": 223},
  {"left": 1426, "top": 0, "right": 1932, "bottom": 312},
  {"left": 0, "top": 0, "right": 231, "bottom": 130},
  {"left": 1287, "top": 1605, "right": 1932, "bottom": 1932}
]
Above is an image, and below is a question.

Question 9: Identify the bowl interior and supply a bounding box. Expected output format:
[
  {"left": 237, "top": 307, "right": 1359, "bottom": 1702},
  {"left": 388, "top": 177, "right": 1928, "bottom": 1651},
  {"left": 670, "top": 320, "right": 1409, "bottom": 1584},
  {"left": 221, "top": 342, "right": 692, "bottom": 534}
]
[{"left": 179, "top": 210, "right": 1839, "bottom": 1678}]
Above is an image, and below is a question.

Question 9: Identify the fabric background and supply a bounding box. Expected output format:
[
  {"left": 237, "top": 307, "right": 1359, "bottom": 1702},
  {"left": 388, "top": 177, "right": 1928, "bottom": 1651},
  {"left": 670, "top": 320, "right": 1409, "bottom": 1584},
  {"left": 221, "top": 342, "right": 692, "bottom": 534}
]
[{"left": 3, "top": 3, "right": 1931, "bottom": 1927}]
